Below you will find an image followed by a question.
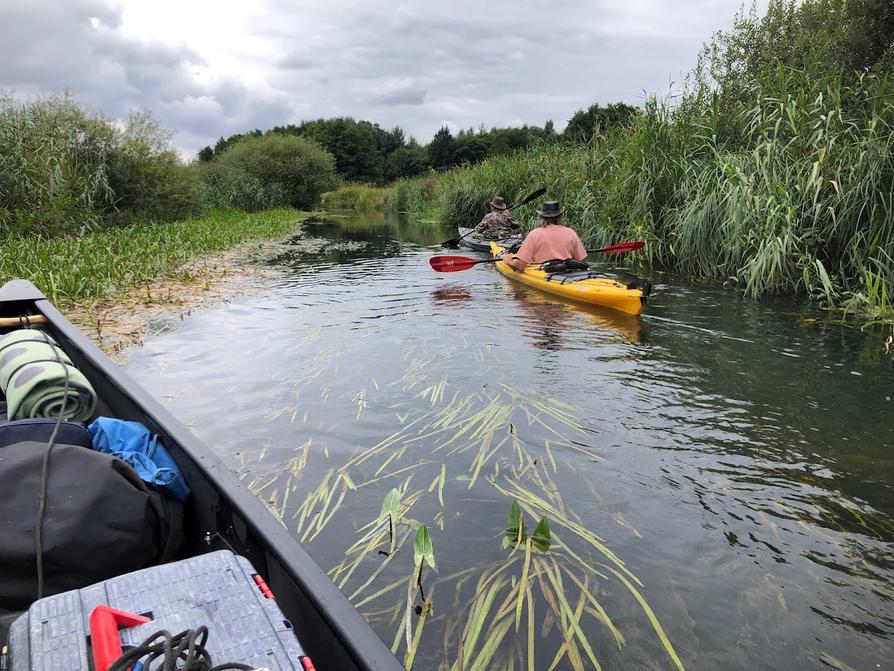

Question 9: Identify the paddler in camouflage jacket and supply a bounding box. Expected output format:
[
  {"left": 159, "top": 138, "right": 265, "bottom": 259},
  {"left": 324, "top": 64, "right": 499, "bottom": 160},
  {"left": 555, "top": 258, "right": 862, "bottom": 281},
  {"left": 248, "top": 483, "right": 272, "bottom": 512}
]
[{"left": 474, "top": 196, "right": 520, "bottom": 238}]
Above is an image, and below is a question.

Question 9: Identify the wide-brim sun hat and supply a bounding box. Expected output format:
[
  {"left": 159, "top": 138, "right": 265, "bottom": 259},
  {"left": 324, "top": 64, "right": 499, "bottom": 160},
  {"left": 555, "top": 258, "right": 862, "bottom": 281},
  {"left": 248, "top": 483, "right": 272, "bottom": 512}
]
[
  {"left": 537, "top": 200, "right": 563, "bottom": 218},
  {"left": 489, "top": 196, "right": 507, "bottom": 210}
]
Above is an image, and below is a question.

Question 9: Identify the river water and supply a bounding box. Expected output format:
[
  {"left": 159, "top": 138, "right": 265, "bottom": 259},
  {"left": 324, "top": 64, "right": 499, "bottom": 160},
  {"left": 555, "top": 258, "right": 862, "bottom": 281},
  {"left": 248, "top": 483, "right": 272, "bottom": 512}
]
[{"left": 124, "top": 213, "right": 893, "bottom": 670}]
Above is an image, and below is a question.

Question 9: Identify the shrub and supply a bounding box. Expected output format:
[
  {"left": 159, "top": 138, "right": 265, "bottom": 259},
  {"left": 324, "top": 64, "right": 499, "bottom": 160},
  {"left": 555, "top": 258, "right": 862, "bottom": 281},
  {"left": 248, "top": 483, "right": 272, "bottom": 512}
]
[
  {"left": 0, "top": 94, "right": 201, "bottom": 236},
  {"left": 198, "top": 162, "right": 290, "bottom": 212},
  {"left": 105, "top": 111, "right": 201, "bottom": 225},
  {"left": 215, "top": 134, "right": 338, "bottom": 209}
]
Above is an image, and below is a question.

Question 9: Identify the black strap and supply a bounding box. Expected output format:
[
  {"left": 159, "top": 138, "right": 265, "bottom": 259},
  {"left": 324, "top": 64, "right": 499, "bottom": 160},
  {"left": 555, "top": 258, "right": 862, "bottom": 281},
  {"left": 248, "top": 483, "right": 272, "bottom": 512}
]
[
  {"left": 0, "top": 334, "right": 62, "bottom": 357},
  {"left": 4, "top": 356, "right": 76, "bottom": 389}
]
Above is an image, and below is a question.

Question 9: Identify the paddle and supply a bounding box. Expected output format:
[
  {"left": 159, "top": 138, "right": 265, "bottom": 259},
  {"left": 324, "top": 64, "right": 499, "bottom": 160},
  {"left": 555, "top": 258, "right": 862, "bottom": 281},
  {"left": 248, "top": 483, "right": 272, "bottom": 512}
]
[
  {"left": 441, "top": 187, "right": 547, "bottom": 249},
  {"left": 429, "top": 241, "right": 645, "bottom": 272}
]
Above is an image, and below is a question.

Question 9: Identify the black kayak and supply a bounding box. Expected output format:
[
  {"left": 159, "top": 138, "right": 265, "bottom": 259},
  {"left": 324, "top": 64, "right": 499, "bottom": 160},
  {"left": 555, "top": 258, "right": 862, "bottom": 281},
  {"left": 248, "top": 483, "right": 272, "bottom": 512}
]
[
  {"left": 457, "top": 226, "right": 523, "bottom": 252},
  {"left": 0, "top": 279, "right": 402, "bottom": 671}
]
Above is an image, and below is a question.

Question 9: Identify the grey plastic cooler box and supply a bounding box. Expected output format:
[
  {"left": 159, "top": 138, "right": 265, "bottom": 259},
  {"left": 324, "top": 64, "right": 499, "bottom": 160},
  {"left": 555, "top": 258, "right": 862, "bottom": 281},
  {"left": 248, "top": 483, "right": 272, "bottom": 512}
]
[{"left": 7, "top": 550, "right": 313, "bottom": 670}]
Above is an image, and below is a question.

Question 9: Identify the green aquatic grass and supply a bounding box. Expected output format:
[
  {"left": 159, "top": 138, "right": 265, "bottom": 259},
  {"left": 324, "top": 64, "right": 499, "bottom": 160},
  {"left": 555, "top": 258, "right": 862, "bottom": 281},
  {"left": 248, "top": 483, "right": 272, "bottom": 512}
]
[
  {"left": 321, "top": 184, "right": 389, "bottom": 211},
  {"left": 251, "top": 358, "right": 685, "bottom": 670},
  {"left": 0, "top": 208, "right": 307, "bottom": 305}
]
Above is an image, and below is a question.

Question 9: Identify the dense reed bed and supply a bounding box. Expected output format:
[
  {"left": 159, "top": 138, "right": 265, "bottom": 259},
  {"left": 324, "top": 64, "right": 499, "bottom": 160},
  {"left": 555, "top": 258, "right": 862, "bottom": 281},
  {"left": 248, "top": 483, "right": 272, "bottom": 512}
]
[
  {"left": 321, "top": 184, "right": 390, "bottom": 211},
  {"left": 0, "top": 208, "right": 305, "bottom": 304}
]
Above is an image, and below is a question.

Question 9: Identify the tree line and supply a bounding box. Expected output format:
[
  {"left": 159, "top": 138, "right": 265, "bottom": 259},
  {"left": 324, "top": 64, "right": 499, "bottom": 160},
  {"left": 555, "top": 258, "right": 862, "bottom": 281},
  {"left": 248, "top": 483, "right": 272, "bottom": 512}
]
[{"left": 197, "top": 103, "right": 638, "bottom": 184}]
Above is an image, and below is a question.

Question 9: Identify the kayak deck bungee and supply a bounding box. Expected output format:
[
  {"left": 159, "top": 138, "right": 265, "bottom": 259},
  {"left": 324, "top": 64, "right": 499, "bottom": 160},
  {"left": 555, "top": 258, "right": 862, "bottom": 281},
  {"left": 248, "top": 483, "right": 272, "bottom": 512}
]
[
  {"left": 457, "top": 227, "right": 523, "bottom": 253},
  {"left": 489, "top": 242, "right": 649, "bottom": 315}
]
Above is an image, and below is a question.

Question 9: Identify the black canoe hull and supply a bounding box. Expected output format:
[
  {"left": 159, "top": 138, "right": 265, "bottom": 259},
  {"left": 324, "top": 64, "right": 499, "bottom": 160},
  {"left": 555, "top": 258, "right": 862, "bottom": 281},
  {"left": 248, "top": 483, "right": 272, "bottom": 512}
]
[
  {"left": 0, "top": 280, "right": 402, "bottom": 671},
  {"left": 457, "top": 227, "right": 522, "bottom": 252}
]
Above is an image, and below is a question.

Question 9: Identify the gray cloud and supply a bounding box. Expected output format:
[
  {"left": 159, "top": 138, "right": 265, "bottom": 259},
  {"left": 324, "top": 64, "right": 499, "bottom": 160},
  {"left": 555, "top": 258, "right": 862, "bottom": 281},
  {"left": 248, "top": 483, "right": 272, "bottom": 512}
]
[
  {"left": 1, "top": 0, "right": 744, "bottom": 155},
  {"left": 277, "top": 53, "right": 316, "bottom": 70}
]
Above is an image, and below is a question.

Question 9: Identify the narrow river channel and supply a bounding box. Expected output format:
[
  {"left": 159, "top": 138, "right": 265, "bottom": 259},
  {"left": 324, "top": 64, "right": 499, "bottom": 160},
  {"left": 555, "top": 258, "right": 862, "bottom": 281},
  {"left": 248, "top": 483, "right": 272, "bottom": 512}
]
[{"left": 124, "top": 213, "right": 893, "bottom": 670}]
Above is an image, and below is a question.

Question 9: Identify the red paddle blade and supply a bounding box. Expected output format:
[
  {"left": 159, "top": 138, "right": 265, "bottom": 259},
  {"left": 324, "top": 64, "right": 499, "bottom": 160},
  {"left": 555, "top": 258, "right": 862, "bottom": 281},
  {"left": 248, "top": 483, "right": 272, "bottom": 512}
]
[
  {"left": 429, "top": 255, "right": 478, "bottom": 272},
  {"left": 595, "top": 241, "right": 645, "bottom": 255}
]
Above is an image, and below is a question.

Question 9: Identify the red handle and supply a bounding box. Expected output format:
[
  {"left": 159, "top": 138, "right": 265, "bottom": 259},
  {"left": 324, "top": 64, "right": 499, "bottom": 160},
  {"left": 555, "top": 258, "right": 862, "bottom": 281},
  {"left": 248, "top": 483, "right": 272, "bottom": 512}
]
[{"left": 89, "top": 605, "right": 152, "bottom": 671}]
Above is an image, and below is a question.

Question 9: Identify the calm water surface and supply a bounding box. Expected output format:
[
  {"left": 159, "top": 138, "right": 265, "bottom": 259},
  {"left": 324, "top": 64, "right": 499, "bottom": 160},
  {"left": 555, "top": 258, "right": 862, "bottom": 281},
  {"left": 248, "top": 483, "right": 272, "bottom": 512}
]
[{"left": 125, "top": 214, "right": 893, "bottom": 670}]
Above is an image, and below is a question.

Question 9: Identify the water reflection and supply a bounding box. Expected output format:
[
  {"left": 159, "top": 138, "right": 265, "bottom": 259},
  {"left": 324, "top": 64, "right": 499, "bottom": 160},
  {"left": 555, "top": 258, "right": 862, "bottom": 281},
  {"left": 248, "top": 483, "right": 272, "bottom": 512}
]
[
  {"left": 430, "top": 285, "right": 472, "bottom": 307},
  {"left": 502, "top": 282, "right": 642, "bottom": 347}
]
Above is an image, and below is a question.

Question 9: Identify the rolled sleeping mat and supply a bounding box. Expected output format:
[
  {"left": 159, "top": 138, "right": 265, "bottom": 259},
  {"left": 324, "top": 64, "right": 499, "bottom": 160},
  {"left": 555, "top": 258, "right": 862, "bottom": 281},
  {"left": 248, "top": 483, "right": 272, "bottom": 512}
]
[{"left": 0, "top": 329, "right": 97, "bottom": 421}]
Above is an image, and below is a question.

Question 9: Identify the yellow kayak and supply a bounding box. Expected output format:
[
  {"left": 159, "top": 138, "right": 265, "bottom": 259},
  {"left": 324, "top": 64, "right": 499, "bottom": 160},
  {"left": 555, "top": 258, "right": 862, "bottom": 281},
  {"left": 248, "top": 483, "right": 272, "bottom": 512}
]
[{"left": 489, "top": 242, "right": 649, "bottom": 315}]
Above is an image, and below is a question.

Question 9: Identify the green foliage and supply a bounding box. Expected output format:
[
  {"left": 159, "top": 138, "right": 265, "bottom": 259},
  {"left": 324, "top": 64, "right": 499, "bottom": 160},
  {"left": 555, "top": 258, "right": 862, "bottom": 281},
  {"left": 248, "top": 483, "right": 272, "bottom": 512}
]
[
  {"left": 380, "top": 487, "right": 402, "bottom": 554},
  {"left": 216, "top": 134, "right": 337, "bottom": 209},
  {"left": 320, "top": 184, "right": 388, "bottom": 211},
  {"left": 502, "top": 500, "right": 527, "bottom": 549},
  {"left": 208, "top": 117, "right": 561, "bottom": 182},
  {"left": 563, "top": 102, "right": 639, "bottom": 142},
  {"left": 198, "top": 162, "right": 290, "bottom": 212},
  {"left": 0, "top": 94, "right": 200, "bottom": 236},
  {"left": 428, "top": 126, "right": 455, "bottom": 170},
  {"left": 531, "top": 517, "right": 551, "bottom": 553},
  {"left": 412, "top": 524, "right": 436, "bottom": 572},
  {"left": 105, "top": 111, "right": 201, "bottom": 225},
  {"left": 384, "top": 139, "right": 429, "bottom": 181},
  {"left": 0, "top": 209, "right": 304, "bottom": 305},
  {"left": 503, "top": 499, "right": 551, "bottom": 552},
  {"left": 385, "top": 174, "right": 443, "bottom": 220},
  {"left": 284, "top": 117, "right": 387, "bottom": 183},
  {"left": 212, "top": 118, "right": 425, "bottom": 185},
  {"left": 379, "top": 487, "right": 402, "bottom": 523}
]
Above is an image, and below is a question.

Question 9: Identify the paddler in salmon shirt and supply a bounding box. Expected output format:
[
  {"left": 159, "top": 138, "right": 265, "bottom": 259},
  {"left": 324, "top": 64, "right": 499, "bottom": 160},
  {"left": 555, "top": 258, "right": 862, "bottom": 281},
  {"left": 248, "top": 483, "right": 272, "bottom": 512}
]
[{"left": 501, "top": 200, "right": 587, "bottom": 271}]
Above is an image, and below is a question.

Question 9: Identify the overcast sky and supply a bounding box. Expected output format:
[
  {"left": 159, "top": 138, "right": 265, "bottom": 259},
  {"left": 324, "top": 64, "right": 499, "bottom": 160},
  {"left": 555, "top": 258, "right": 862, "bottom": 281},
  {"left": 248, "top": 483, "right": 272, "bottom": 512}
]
[{"left": 0, "top": 0, "right": 745, "bottom": 157}]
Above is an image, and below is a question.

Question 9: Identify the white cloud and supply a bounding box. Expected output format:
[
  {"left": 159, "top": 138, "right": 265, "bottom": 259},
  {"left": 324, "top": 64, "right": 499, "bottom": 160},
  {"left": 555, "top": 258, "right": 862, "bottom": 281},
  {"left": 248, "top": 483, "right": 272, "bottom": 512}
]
[{"left": 0, "top": 0, "right": 744, "bottom": 157}]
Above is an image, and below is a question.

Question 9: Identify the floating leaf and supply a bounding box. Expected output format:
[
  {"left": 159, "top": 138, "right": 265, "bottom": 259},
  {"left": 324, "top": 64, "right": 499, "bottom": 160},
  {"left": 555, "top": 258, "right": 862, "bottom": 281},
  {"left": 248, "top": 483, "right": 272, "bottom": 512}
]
[
  {"left": 504, "top": 500, "right": 528, "bottom": 549},
  {"left": 532, "top": 517, "right": 551, "bottom": 553},
  {"left": 379, "top": 487, "right": 401, "bottom": 522},
  {"left": 414, "top": 524, "right": 437, "bottom": 571}
]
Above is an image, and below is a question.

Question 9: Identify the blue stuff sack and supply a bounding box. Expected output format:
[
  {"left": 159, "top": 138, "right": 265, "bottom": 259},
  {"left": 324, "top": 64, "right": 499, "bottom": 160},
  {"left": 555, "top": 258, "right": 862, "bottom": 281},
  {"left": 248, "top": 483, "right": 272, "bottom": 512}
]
[{"left": 88, "top": 417, "right": 190, "bottom": 503}]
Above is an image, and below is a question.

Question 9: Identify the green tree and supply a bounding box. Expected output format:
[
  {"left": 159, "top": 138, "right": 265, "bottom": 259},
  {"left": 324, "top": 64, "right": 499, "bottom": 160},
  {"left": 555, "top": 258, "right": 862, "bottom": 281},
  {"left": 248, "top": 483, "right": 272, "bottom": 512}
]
[
  {"left": 428, "top": 126, "right": 456, "bottom": 169},
  {"left": 213, "top": 129, "right": 262, "bottom": 156},
  {"left": 384, "top": 138, "right": 429, "bottom": 181},
  {"left": 197, "top": 146, "right": 214, "bottom": 162},
  {"left": 452, "top": 134, "right": 488, "bottom": 165},
  {"left": 563, "top": 103, "right": 639, "bottom": 143},
  {"left": 216, "top": 134, "right": 337, "bottom": 208}
]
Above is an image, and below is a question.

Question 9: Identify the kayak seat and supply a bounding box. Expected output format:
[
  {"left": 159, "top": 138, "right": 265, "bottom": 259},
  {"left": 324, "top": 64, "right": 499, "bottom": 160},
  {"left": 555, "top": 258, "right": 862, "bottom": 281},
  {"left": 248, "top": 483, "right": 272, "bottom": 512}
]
[{"left": 539, "top": 258, "right": 590, "bottom": 274}]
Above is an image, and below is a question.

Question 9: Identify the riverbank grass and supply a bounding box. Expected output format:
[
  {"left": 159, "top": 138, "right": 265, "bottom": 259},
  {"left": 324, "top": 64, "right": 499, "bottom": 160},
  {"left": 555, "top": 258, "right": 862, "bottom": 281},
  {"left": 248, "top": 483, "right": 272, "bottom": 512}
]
[
  {"left": 0, "top": 208, "right": 308, "bottom": 305},
  {"left": 321, "top": 184, "right": 389, "bottom": 211}
]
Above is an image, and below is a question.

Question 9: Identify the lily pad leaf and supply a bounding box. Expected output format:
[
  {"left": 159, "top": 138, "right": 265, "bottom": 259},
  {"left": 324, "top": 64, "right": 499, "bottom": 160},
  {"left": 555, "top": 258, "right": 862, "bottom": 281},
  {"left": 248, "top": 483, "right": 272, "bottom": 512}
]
[
  {"left": 413, "top": 524, "right": 437, "bottom": 572},
  {"left": 532, "top": 516, "right": 551, "bottom": 553}
]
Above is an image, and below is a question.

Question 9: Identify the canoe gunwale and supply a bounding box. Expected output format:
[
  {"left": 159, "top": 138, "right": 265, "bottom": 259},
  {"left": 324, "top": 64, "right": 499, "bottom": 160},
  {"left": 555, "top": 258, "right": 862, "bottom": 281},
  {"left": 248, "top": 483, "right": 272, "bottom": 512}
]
[{"left": 0, "top": 280, "right": 403, "bottom": 671}]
